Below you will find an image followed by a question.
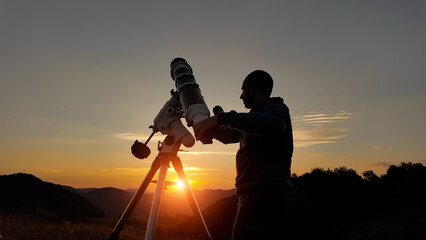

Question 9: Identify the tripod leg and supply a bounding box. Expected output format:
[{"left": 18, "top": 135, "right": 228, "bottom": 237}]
[
  {"left": 172, "top": 157, "right": 213, "bottom": 240},
  {"left": 105, "top": 157, "right": 162, "bottom": 240},
  {"left": 145, "top": 155, "right": 170, "bottom": 240}
]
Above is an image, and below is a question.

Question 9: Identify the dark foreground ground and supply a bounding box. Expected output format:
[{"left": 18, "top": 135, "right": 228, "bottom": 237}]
[
  {"left": 0, "top": 215, "right": 210, "bottom": 240},
  {"left": 1, "top": 207, "right": 426, "bottom": 240}
]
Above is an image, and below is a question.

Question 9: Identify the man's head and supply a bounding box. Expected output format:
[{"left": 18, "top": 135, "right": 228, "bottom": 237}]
[{"left": 240, "top": 70, "right": 273, "bottom": 109}]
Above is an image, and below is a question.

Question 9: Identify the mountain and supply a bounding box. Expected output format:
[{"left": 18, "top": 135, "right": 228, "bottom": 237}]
[
  {"left": 0, "top": 173, "right": 104, "bottom": 220},
  {"left": 84, "top": 187, "right": 152, "bottom": 218},
  {"left": 0, "top": 172, "right": 235, "bottom": 220},
  {"left": 193, "top": 189, "right": 235, "bottom": 210},
  {"left": 82, "top": 187, "right": 235, "bottom": 218},
  {"left": 60, "top": 185, "right": 98, "bottom": 195},
  {"left": 138, "top": 188, "right": 235, "bottom": 217}
]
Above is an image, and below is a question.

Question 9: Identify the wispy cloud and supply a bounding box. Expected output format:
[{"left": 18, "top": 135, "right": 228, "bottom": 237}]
[
  {"left": 366, "top": 162, "right": 393, "bottom": 168},
  {"left": 292, "top": 110, "right": 352, "bottom": 147},
  {"left": 114, "top": 133, "right": 165, "bottom": 142},
  {"left": 292, "top": 110, "right": 352, "bottom": 125},
  {"left": 294, "top": 113, "right": 352, "bottom": 125}
]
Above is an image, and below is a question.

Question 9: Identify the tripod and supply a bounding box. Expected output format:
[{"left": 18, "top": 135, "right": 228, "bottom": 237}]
[{"left": 106, "top": 138, "right": 212, "bottom": 240}]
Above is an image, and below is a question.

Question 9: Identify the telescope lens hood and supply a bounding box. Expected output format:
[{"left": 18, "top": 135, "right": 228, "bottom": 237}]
[{"left": 170, "top": 57, "right": 193, "bottom": 83}]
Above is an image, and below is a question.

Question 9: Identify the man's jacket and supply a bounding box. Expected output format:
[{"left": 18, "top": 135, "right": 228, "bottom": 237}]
[{"left": 216, "top": 97, "right": 293, "bottom": 194}]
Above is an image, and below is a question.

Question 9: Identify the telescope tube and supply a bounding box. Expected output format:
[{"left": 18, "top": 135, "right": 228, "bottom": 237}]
[{"left": 170, "top": 58, "right": 210, "bottom": 126}]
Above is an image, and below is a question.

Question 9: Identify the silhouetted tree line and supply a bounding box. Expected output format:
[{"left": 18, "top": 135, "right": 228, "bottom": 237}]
[{"left": 178, "top": 162, "right": 426, "bottom": 239}]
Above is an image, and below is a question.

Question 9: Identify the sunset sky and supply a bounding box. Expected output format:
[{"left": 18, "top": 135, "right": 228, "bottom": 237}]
[{"left": 1, "top": 1, "right": 425, "bottom": 190}]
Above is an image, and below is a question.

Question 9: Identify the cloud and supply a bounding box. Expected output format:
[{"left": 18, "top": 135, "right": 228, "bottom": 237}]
[
  {"left": 295, "top": 113, "right": 352, "bottom": 125},
  {"left": 292, "top": 110, "right": 352, "bottom": 147},
  {"left": 114, "top": 133, "right": 165, "bottom": 142},
  {"left": 292, "top": 111, "right": 352, "bottom": 126},
  {"left": 367, "top": 162, "right": 393, "bottom": 168}
]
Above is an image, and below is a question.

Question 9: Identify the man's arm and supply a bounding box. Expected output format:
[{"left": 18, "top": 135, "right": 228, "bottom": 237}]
[
  {"left": 194, "top": 103, "right": 287, "bottom": 141},
  {"left": 217, "top": 104, "right": 286, "bottom": 136},
  {"left": 213, "top": 127, "right": 240, "bottom": 144},
  {"left": 194, "top": 115, "right": 239, "bottom": 144}
]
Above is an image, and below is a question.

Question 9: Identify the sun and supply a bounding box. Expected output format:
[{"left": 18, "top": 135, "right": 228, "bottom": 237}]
[{"left": 177, "top": 180, "right": 184, "bottom": 189}]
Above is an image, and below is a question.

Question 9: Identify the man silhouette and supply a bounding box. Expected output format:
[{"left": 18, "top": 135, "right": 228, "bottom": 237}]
[{"left": 194, "top": 70, "right": 293, "bottom": 239}]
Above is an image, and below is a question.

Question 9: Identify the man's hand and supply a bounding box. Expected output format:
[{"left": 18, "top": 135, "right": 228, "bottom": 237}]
[{"left": 193, "top": 115, "right": 219, "bottom": 143}]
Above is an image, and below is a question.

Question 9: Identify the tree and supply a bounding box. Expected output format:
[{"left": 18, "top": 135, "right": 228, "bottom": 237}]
[{"left": 362, "top": 170, "right": 379, "bottom": 183}]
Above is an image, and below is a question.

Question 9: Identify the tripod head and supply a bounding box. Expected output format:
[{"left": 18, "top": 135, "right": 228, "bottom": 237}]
[{"left": 132, "top": 58, "right": 210, "bottom": 159}]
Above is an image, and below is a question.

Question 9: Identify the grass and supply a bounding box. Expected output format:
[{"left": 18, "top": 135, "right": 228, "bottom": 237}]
[{"left": 0, "top": 214, "right": 208, "bottom": 240}]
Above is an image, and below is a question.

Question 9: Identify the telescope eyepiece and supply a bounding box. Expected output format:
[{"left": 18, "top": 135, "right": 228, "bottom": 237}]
[{"left": 213, "top": 105, "right": 224, "bottom": 115}]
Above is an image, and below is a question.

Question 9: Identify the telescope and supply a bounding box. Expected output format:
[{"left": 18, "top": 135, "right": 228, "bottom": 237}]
[
  {"left": 106, "top": 58, "right": 213, "bottom": 240},
  {"left": 131, "top": 58, "right": 212, "bottom": 160}
]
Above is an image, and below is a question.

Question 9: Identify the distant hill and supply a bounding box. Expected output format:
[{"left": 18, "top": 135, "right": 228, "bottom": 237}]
[
  {"left": 150, "top": 188, "right": 235, "bottom": 218},
  {"left": 0, "top": 173, "right": 105, "bottom": 220},
  {"left": 84, "top": 187, "right": 151, "bottom": 218},
  {"left": 60, "top": 185, "right": 98, "bottom": 195},
  {"left": 0, "top": 172, "right": 236, "bottom": 220},
  {"left": 82, "top": 187, "right": 235, "bottom": 218},
  {"left": 193, "top": 189, "right": 235, "bottom": 210}
]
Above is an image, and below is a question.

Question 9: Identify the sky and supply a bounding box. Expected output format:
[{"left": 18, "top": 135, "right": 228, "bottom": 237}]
[{"left": 1, "top": 1, "right": 425, "bottom": 190}]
